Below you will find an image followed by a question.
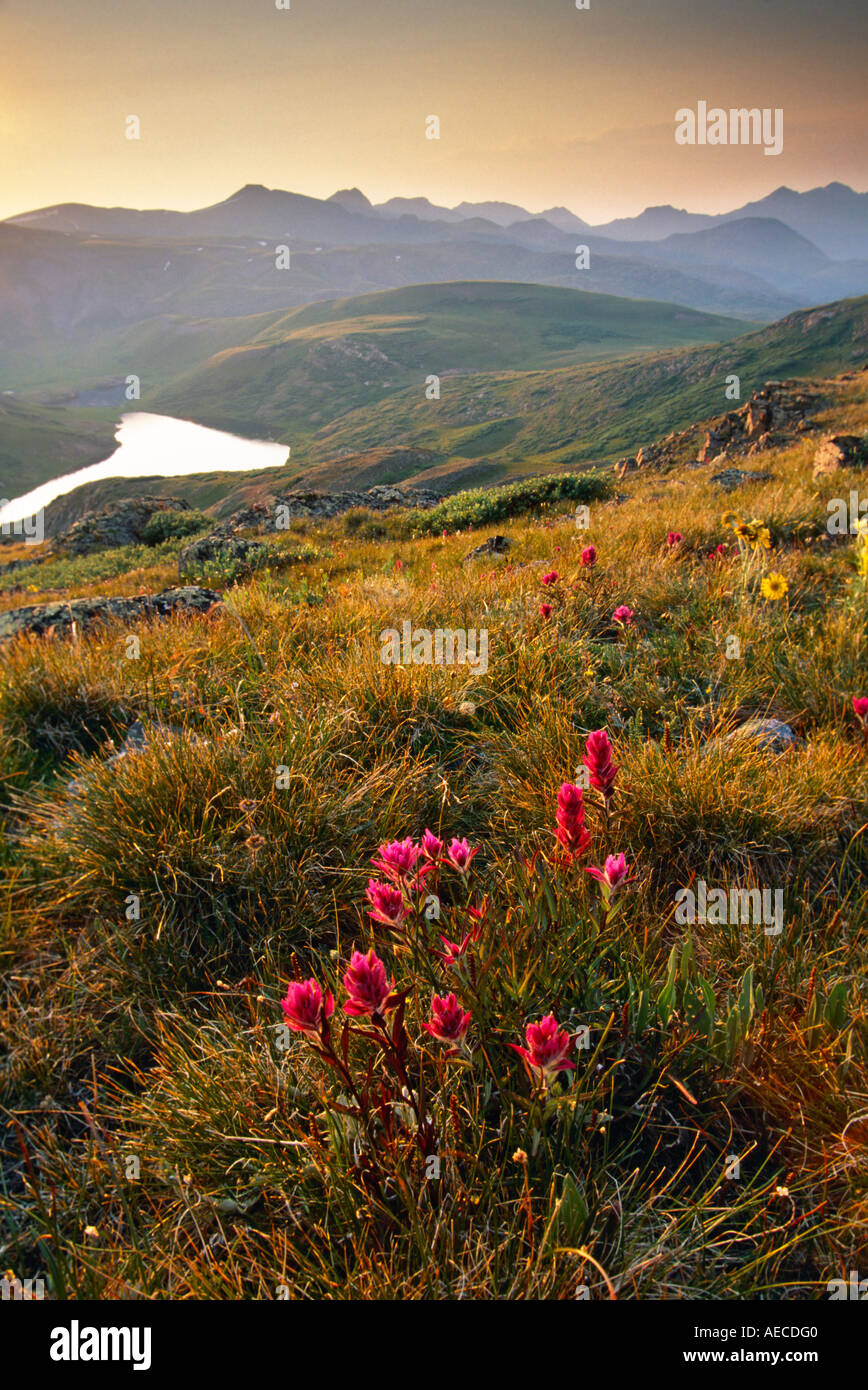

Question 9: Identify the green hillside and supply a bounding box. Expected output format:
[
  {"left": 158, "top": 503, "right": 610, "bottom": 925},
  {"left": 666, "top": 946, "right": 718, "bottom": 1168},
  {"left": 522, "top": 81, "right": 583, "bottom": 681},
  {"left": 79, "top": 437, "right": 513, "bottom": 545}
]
[
  {"left": 5, "top": 290, "right": 867, "bottom": 509},
  {"left": 148, "top": 281, "right": 753, "bottom": 443},
  {"left": 303, "top": 292, "right": 868, "bottom": 474},
  {"left": 0, "top": 398, "right": 117, "bottom": 497},
  {"left": 149, "top": 291, "right": 868, "bottom": 487}
]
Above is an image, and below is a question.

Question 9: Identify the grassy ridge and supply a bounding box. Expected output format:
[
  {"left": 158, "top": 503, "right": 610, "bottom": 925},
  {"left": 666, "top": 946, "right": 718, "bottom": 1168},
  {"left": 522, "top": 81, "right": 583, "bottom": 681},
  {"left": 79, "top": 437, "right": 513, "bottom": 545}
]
[
  {"left": 0, "top": 371, "right": 866, "bottom": 1298},
  {"left": 148, "top": 280, "right": 753, "bottom": 444},
  {"left": 308, "top": 294, "right": 868, "bottom": 470}
]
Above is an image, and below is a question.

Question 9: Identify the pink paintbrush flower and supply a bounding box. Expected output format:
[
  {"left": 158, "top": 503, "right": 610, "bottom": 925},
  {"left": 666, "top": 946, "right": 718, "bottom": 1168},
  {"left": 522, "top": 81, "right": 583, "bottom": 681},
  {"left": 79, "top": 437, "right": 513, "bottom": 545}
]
[
  {"left": 281, "top": 979, "right": 334, "bottom": 1038},
  {"left": 435, "top": 933, "right": 472, "bottom": 967},
  {"left": 540, "top": 602, "right": 553, "bottom": 619},
  {"left": 586, "top": 852, "right": 633, "bottom": 894},
  {"left": 371, "top": 836, "right": 422, "bottom": 881},
  {"left": 583, "top": 729, "right": 618, "bottom": 800},
  {"left": 445, "top": 837, "right": 478, "bottom": 874},
  {"left": 555, "top": 782, "right": 591, "bottom": 856},
  {"left": 366, "top": 879, "right": 410, "bottom": 930},
  {"left": 420, "top": 828, "right": 444, "bottom": 861},
  {"left": 511, "top": 1014, "right": 575, "bottom": 1083},
  {"left": 542, "top": 570, "right": 559, "bottom": 586},
  {"left": 666, "top": 531, "right": 683, "bottom": 547},
  {"left": 423, "top": 992, "right": 472, "bottom": 1046},
  {"left": 852, "top": 696, "right": 868, "bottom": 728},
  {"left": 343, "top": 949, "right": 396, "bottom": 1017},
  {"left": 580, "top": 545, "right": 597, "bottom": 567},
  {"left": 612, "top": 604, "right": 635, "bottom": 625}
]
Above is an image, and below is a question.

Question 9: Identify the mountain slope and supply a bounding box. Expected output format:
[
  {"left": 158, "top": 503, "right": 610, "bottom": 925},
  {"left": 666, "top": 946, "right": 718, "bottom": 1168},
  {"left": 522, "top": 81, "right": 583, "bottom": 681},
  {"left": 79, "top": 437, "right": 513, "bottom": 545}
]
[
  {"left": 716, "top": 183, "right": 868, "bottom": 260},
  {"left": 146, "top": 281, "right": 753, "bottom": 445},
  {"left": 298, "top": 295, "right": 868, "bottom": 471},
  {"left": 1, "top": 215, "right": 801, "bottom": 395},
  {"left": 8, "top": 294, "right": 867, "bottom": 529}
]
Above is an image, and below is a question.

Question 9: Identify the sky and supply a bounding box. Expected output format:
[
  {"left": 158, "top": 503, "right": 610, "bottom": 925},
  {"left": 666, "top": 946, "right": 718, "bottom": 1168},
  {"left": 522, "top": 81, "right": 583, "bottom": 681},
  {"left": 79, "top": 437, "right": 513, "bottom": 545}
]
[{"left": 1, "top": 0, "right": 866, "bottom": 223}]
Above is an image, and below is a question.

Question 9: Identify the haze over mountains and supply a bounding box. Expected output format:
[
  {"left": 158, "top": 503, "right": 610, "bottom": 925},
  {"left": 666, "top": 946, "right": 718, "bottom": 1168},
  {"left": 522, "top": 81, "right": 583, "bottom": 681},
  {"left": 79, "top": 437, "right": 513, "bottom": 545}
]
[
  {"left": 0, "top": 182, "right": 862, "bottom": 383},
  {"left": 1, "top": 181, "right": 866, "bottom": 401},
  {"left": 11, "top": 180, "right": 867, "bottom": 259},
  {"left": 1, "top": 179, "right": 866, "bottom": 508}
]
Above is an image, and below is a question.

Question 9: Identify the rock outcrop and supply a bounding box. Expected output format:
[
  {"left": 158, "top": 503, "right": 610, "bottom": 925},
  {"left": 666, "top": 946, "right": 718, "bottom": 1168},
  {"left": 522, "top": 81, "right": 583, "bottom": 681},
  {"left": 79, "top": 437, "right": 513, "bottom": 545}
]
[
  {"left": 812, "top": 434, "right": 868, "bottom": 478},
  {"left": 217, "top": 484, "right": 443, "bottom": 533},
  {"left": 633, "top": 380, "right": 824, "bottom": 475},
  {"left": 56, "top": 496, "right": 191, "bottom": 556},
  {"left": 178, "top": 534, "right": 268, "bottom": 579},
  {"left": 0, "top": 586, "right": 222, "bottom": 642}
]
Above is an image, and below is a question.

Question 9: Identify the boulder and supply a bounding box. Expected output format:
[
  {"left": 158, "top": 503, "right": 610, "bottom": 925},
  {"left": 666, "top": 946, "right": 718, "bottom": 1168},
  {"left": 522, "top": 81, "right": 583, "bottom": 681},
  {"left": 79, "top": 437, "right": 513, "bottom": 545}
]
[
  {"left": 463, "top": 535, "right": 512, "bottom": 562},
  {"left": 66, "top": 718, "right": 211, "bottom": 794},
  {"left": 710, "top": 467, "right": 774, "bottom": 492},
  {"left": 0, "top": 586, "right": 222, "bottom": 643},
  {"left": 56, "top": 496, "right": 191, "bottom": 556},
  {"left": 178, "top": 533, "right": 268, "bottom": 579},
  {"left": 725, "top": 718, "right": 800, "bottom": 755},
  {"left": 812, "top": 434, "right": 867, "bottom": 478}
]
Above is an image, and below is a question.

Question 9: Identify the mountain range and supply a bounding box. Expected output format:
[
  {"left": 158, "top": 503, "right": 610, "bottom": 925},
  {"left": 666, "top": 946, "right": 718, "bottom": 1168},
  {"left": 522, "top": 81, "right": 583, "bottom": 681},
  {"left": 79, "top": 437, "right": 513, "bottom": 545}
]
[
  {"left": 11, "top": 180, "right": 866, "bottom": 259},
  {"left": 1, "top": 180, "right": 867, "bottom": 507},
  {"left": 1, "top": 181, "right": 866, "bottom": 404}
]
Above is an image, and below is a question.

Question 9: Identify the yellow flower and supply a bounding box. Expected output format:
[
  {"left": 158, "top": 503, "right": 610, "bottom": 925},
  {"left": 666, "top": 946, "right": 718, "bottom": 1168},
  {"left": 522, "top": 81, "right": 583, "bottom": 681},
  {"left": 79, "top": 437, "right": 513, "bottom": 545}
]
[
  {"left": 761, "top": 573, "right": 788, "bottom": 601},
  {"left": 751, "top": 525, "right": 771, "bottom": 550}
]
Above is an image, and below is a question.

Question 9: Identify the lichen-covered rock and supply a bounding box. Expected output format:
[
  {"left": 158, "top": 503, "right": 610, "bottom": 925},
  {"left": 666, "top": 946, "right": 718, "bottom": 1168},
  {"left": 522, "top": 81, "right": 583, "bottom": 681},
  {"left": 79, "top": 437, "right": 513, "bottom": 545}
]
[
  {"left": 56, "top": 496, "right": 191, "bottom": 556},
  {"left": 177, "top": 533, "right": 269, "bottom": 579},
  {"left": 0, "top": 586, "right": 222, "bottom": 642},
  {"left": 463, "top": 535, "right": 512, "bottom": 562},
  {"left": 710, "top": 467, "right": 774, "bottom": 492}
]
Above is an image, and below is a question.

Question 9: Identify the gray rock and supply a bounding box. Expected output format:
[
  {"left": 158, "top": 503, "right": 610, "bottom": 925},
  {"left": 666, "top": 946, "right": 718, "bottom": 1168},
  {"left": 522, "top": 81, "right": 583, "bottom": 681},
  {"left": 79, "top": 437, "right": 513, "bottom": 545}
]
[
  {"left": 56, "top": 496, "right": 191, "bottom": 556},
  {"left": 67, "top": 718, "right": 209, "bottom": 794},
  {"left": 463, "top": 535, "right": 512, "bottom": 562},
  {"left": 711, "top": 467, "right": 774, "bottom": 492},
  {"left": 0, "top": 586, "right": 222, "bottom": 643},
  {"left": 178, "top": 533, "right": 268, "bottom": 579},
  {"left": 725, "top": 718, "right": 800, "bottom": 755}
]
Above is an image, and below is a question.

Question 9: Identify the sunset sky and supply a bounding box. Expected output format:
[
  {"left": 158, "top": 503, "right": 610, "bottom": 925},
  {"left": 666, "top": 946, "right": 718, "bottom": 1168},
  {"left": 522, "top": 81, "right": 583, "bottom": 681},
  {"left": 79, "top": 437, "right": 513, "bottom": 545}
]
[{"left": 1, "top": 0, "right": 866, "bottom": 223}]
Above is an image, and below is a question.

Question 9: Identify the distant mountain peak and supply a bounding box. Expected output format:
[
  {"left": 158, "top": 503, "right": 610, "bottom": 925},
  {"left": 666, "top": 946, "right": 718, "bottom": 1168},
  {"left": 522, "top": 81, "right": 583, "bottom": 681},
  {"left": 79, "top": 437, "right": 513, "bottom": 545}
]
[{"left": 328, "top": 188, "right": 373, "bottom": 213}]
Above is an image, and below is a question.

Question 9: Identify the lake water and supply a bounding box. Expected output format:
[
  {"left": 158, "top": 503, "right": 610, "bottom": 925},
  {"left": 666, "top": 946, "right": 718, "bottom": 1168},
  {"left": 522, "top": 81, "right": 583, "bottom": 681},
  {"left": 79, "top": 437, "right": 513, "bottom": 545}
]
[{"left": 0, "top": 412, "right": 290, "bottom": 526}]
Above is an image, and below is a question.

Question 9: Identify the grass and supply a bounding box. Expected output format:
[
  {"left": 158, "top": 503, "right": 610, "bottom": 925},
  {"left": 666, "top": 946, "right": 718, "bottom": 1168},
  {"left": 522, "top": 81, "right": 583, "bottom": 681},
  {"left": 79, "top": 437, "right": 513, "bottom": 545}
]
[{"left": 0, "top": 368, "right": 867, "bottom": 1300}]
